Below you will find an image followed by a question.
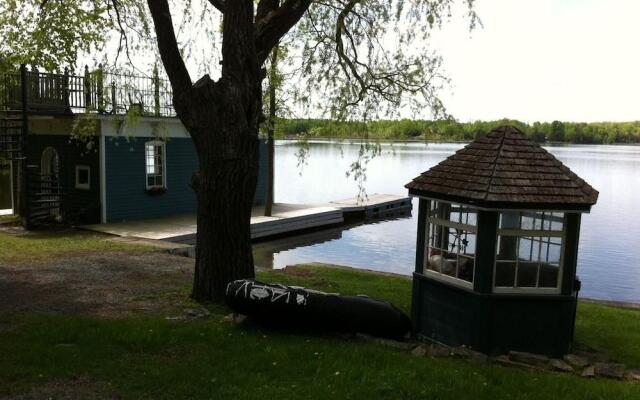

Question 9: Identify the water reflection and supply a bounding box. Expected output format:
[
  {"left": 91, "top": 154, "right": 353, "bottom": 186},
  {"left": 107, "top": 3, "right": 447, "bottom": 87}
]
[
  {"left": 256, "top": 140, "right": 640, "bottom": 303},
  {"left": 253, "top": 209, "right": 412, "bottom": 271}
]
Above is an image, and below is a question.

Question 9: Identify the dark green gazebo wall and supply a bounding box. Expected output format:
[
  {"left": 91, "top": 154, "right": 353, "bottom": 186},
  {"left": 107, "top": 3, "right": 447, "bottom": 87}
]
[{"left": 412, "top": 198, "right": 583, "bottom": 356}]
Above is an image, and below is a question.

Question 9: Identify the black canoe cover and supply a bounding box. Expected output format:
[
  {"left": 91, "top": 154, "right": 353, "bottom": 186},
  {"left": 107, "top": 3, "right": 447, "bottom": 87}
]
[{"left": 225, "top": 279, "right": 412, "bottom": 340}]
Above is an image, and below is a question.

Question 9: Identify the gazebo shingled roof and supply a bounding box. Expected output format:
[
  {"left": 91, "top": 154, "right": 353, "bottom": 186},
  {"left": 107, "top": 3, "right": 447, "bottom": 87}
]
[{"left": 405, "top": 125, "right": 599, "bottom": 211}]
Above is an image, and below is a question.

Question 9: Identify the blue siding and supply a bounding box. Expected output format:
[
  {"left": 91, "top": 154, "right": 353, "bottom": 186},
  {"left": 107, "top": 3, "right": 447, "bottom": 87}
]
[{"left": 105, "top": 137, "right": 268, "bottom": 222}]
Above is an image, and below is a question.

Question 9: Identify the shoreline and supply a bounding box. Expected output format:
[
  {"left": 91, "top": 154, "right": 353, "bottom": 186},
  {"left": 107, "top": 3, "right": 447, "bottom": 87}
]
[
  {"left": 277, "top": 136, "right": 640, "bottom": 146},
  {"left": 281, "top": 263, "right": 640, "bottom": 309}
]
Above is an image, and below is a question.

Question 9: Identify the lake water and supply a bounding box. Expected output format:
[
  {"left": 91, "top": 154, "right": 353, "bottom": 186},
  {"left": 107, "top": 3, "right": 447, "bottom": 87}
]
[{"left": 252, "top": 140, "right": 640, "bottom": 303}]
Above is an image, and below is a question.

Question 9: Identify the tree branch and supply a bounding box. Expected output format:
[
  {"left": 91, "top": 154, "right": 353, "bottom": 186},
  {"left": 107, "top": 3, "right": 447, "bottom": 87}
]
[
  {"left": 256, "top": 0, "right": 279, "bottom": 21},
  {"left": 147, "top": 0, "right": 193, "bottom": 103},
  {"left": 207, "top": 0, "right": 225, "bottom": 13},
  {"left": 335, "top": 0, "right": 366, "bottom": 106},
  {"left": 254, "top": 0, "right": 312, "bottom": 64}
]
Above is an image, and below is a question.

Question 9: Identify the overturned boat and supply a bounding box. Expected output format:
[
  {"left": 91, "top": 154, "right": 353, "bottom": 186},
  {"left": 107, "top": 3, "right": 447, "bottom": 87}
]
[{"left": 225, "top": 280, "right": 412, "bottom": 340}]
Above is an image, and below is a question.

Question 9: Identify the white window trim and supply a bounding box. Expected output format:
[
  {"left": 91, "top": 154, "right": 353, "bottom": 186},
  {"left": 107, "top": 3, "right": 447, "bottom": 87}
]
[
  {"left": 423, "top": 267, "right": 475, "bottom": 289},
  {"left": 415, "top": 195, "right": 591, "bottom": 215},
  {"left": 145, "top": 140, "right": 167, "bottom": 190},
  {"left": 422, "top": 200, "right": 478, "bottom": 289},
  {"left": 75, "top": 165, "right": 91, "bottom": 190},
  {"left": 493, "top": 212, "right": 566, "bottom": 295}
]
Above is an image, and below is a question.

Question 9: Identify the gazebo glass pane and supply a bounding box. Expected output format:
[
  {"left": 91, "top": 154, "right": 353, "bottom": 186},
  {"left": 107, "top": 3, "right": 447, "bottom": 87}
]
[
  {"left": 499, "top": 211, "right": 520, "bottom": 230},
  {"left": 495, "top": 261, "right": 516, "bottom": 287},
  {"left": 458, "top": 255, "right": 474, "bottom": 282},
  {"left": 496, "top": 236, "right": 518, "bottom": 261},
  {"left": 424, "top": 200, "right": 477, "bottom": 286},
  {"left": 494, "top": 211, "right": 565, "bottom": 292},
  {"left": 517, "top": 262, "right": 538, "bottom": 287},
  {"left": 539, "top": 263, "right": 560, "bottom": 288}
]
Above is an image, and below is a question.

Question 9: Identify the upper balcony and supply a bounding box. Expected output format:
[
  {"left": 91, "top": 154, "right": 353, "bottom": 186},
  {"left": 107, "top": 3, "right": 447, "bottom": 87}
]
[{"left": 0, "top": 65, "right": 175, "bottom": 118}]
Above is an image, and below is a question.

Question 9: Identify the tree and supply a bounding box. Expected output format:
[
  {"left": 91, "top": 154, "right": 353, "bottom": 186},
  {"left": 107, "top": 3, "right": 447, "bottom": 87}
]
[
  {"left": 549, "top": 120, "right": 565, "bottom": 142},
  {"left": 1, "top": 0, "right": 477, "bottom": 302}
]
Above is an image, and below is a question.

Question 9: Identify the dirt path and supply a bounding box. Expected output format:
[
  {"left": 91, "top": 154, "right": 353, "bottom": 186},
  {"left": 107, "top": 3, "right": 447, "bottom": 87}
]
[{"left": 0, "top": 250, "right": 195, "bottom": 318}]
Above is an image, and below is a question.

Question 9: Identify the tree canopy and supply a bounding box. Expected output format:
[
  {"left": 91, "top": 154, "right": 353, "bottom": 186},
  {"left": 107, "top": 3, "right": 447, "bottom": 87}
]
[{"left": 1, "top": 0, "right": 477, "bottom": 120}]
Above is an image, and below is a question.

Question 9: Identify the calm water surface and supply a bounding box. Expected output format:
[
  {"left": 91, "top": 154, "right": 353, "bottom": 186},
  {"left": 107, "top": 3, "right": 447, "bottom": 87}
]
[{"left": 253, "top": 140, "right": 640, "bottom": 303}]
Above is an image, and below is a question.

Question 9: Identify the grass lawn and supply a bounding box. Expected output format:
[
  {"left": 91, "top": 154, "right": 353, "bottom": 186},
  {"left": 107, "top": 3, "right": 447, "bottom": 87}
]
[
  {"left": 1, "top": 231, "right": 639, "bottom": 399},
  {"left": 0, "top": 228, "right": 152, "bottom": 264}
]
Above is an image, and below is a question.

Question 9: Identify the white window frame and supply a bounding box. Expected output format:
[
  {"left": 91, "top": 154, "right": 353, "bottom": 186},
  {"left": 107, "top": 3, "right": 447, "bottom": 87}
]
[
  {"left": 423, "top": 199, "right": 478, "bottom": 289},
  {"left": 75, "top": 165, "right": 91, "bottom": 190},
  {"left": 145, "top": 140, "right": 167, "bottom": 190},
  {"left": 493, "top": 211, "right": 566, "bottom": 295}
]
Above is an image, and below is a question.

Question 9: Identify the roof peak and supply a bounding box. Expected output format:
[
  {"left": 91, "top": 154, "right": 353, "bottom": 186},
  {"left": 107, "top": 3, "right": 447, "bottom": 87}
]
[{"left": 405, "top": 125, "right": 599, "bottom": 210}]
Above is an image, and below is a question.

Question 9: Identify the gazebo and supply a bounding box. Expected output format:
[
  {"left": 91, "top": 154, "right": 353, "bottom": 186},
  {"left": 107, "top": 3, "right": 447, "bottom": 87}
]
[{"left": 406, "top": 125, "right": 598, "bottom": 356}]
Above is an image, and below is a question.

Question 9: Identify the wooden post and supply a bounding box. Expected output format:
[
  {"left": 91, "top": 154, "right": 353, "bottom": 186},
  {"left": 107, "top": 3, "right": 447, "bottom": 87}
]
[
  {"left": 264, "top": 47, "right": 278, "bottom": 216},
  {"left": 473, "top": 210, "right": 499, "bottom": 294},
  {"left": 97, "top": 64, "right": 104, "bottom": 113},
  {"left": 19, "top": 64, "right": 30, "bottom": 229},
  {"left": 153, "top": 65, "right": 160, "bottom": 116},
  {"left": 414, "top": 199, "right": 427, "bottom": 274},
  {"left": 111, "top": 81, "right": 117, "bottom": 114},
  {"left": 32, "top": 66, "right": 39, "bottom": 105},
  {"left": 62, "top": 67, "right": 70, "bottom": 109},
  {"left": 83, "top": 65, "right": 91, "bottom": 109},
  {"left": 561, "top": 213, "right": 582, "bottom": 296}
]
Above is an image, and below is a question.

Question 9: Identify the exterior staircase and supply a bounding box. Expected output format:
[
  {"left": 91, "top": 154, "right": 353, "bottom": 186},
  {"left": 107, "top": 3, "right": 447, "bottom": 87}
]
[
  {"left": 1, "top": 100, "right": 63, "bottom": 228},
  {"left": 26, "top": 166, "right": 63, "bottom": 225}
]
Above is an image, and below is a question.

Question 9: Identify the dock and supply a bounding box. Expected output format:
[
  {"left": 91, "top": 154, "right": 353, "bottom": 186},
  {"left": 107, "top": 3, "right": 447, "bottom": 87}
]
[
  {"left": 82, "top": 193, "right": 412, "bottom": 244},
  {"left": 329, "top": 194, "right": 413, "bottom": 218}
]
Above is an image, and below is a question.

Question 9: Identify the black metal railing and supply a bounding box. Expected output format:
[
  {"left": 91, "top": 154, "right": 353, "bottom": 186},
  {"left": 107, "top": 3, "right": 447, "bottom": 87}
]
[{"left": 0, "top": 66, "right": 176, "bottom": 117}]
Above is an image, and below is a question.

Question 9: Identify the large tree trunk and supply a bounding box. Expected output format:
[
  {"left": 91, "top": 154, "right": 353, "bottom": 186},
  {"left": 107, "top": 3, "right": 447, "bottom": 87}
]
[{"left": 191, "top": 132, "right": 259, "bottom": 302}]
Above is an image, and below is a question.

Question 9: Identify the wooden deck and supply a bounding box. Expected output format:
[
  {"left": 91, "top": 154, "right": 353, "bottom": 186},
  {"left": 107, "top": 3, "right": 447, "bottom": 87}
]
[
  {"left": 81, "top": 194, "right": 411, "bottom": 243},
  {"left": 82, "top": 203, "right": 344, "bottom": 243}
]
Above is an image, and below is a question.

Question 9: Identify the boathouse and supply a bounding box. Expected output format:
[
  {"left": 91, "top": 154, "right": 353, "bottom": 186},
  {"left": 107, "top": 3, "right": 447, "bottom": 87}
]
[
  {"left": 406, "top": 125, "right": 598, "bottom": 356},
  {"left": 0, "top": 66, "right": 268, "bottom": 226}
]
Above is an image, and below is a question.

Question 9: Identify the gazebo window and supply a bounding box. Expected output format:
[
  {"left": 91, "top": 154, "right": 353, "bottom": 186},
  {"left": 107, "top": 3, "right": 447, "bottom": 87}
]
[
  {"left": 494, "top": 211, "right": 565, "bottom": 293},
  {"left": 424, "top": 200, "right": 477, "bottom": 286}
]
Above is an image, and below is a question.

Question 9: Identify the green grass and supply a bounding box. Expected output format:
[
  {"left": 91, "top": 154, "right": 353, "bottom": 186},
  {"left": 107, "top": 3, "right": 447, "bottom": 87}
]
[
  {"left": 0, "top": 229, "right": 153, "bottom": 263},
  {"left": 0, "top": 213, "right": 18, "bottom": 222},
  {"left": 1, "top": 264, "right": 639, "bottom": 399},
  {"left": 575, "top": 302, "right": 640, "bottom": 366}
]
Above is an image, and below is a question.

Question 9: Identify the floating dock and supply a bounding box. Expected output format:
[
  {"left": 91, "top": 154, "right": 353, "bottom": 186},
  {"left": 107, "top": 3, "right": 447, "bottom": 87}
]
[
  {"left": 82, "top": 194, "right": 412, "bottom": 244},
  {"left": 329, "top": 193, "right": 413, "bottom": 218}
]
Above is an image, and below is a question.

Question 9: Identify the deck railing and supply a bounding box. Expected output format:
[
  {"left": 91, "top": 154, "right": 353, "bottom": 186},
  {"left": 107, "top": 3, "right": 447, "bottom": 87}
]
[{"left": 0, "top": 65, "right": 176, "bottom": 117}]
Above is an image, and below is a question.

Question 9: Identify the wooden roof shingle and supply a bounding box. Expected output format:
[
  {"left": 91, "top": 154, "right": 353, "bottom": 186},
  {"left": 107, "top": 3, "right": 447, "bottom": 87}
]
[{"left": 405, "top": 125, "right": 599, "bottom": 211}]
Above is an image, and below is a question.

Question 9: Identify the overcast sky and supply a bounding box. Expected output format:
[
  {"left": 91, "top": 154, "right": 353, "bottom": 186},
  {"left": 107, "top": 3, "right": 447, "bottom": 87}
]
[{"left": 429, "top": 0, "right": 640, "bottom": 123}]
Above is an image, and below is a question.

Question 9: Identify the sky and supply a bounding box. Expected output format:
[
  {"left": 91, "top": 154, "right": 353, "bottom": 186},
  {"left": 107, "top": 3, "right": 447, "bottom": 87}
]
[{"left": 429, "top": 0, "right": 640, "bottom": 123}]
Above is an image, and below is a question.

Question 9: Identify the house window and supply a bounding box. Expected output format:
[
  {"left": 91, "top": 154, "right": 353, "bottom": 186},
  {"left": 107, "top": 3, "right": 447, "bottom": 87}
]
[
  {"left": 423, "top": 200, "right": 477, "bottom": 287},
  {"left": 494, "top": 211, "right": 565, "bottom": 293},
  {"left": 75, "top": 165, "right": 91, "bottom": 190},
  {"left": 145, "top": 141, "right": 166, "bottom": 189}
]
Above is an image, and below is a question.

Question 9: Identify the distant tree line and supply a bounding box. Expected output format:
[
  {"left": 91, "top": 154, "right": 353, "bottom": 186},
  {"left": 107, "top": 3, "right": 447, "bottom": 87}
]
[{"left": 274, "top": 118, "right": 640, "bottom": 144}]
